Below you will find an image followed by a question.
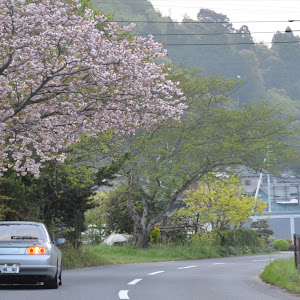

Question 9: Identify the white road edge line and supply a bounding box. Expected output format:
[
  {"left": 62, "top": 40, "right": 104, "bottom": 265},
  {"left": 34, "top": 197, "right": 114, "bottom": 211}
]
[
  {"left": 128, "top": 279, "right": 142, "bottom": 285},
  {"left": 148, "top": 271, "right": 165, "bottom": 276},
  {"left": 178, "top": 266, "right": 197, "bottom": 270},
  {"left": 119, "top": 290, "right": 130, "bottom": 300},
  {"left": 253, "top": 259, "right": 274, "bottom": 262},
  {"left": 213, "top": 263, "right": 226, "bottom": 265}
]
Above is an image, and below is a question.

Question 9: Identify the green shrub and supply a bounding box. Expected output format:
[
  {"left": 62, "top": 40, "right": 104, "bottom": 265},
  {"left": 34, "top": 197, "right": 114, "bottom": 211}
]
[
  {"left": 81, "top": 225, "right": 102, "bottom": 245},
  {"left": 161, "top": 229, "right": 187, "bottom": 244},
  {"left": 149, "top": 226, "right": 161, "bottom": 244},
  {"left": 217, "top": 228, "right": 258, "bottom": 248},
  {"left": 61, "top": 244, "right": 106, "bottom": 269},
  {"left": 271, "top": 239, "right": 289, "bottom": 251},
  {"left": 257, "top": 237, "right": 265, "bottom": 248},
  {"left": 190, "top": 231, "right": 221, "bottom": 246},
  {"left": 286, "top": 239, "right": 295, "bottom": 251}
]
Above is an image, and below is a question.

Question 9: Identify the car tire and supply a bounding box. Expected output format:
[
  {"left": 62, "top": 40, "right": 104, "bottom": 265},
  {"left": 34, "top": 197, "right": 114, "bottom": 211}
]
[
  {"left": 46, "top": 265, "right": 59, "bottom": 289},
  {"left": 59, "top": 262, "right": 62, "bottom": 286}
]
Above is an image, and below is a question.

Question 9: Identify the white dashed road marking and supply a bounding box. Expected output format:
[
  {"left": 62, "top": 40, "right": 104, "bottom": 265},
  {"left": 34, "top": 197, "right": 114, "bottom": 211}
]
[
  {"left": 119, "top": 290, "right": 130, "bottom": 300},
  {"left": 178, "top": 265, "right": 197, "bottom": 270},
  {"left": 128, "top": 279, "right": 142, "bottom": 285},
  {"left": 148, "top": 271, "right": 165, "bottom": 276},
  {"left": 118, "top": 259, "right": 280, "bottom": 299}
]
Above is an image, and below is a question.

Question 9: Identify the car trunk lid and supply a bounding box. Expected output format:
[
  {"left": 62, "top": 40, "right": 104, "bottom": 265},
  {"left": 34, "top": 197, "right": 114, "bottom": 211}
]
[{"left": 0, "top": 241, "right": 41, "bottom": 255}]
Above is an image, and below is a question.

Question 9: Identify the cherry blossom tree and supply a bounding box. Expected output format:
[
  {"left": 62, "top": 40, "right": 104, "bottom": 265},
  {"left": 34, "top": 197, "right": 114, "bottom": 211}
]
[{"left": 0, "top": 0, "right": 185, "bottom": 177}]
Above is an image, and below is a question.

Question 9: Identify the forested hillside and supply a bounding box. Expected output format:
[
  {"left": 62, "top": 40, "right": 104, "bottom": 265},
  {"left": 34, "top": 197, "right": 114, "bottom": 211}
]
[
  {"left": 94, "top": 0, "right": 300, "bottom": 171},
  {"left": 95, "top": 0, "right": 300, "bottom": 101}
]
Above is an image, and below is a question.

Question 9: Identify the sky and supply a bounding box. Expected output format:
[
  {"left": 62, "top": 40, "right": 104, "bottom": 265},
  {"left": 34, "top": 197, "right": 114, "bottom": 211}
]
[{"left": 149, "top": 0, "right": 300, "bottom": 44}]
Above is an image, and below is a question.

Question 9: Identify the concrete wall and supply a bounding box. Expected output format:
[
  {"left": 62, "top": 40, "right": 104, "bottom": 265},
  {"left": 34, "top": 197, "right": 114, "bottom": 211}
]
[{"left": 248, "top": 213, "right": 300, "bottom": 240}]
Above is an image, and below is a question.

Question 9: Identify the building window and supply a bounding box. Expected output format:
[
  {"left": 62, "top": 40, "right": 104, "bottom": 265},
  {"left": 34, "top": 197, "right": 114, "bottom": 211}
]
[
  {"left": 263, "top": 178, "right": 273, "bottom": 184},
  {"left": 245, "top": 180, "right": 251, "bottom": 186}
]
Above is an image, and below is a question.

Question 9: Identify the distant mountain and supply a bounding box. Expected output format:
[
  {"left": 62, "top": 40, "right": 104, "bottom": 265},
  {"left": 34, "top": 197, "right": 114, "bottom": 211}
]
[
  {"left": 93, "top": 1, "right": 300, "bottom": 105},
  {"left": 92, "top": 0, "right": 300, "bottom": 172}
]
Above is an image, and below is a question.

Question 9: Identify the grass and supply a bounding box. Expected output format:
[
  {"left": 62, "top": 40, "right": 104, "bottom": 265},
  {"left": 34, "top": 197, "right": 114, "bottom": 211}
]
[
  {"left": 62, "top": 243, "right": 272, "bottom": 269},
  {"left": 87, "top": 244, "right": 222, "bottom": 264},
  {"left": 62, "top": 244, "right": 222, "bottom": 269},
  {"left": 262, "top": 258, "right": 300, "bottom": 294}
]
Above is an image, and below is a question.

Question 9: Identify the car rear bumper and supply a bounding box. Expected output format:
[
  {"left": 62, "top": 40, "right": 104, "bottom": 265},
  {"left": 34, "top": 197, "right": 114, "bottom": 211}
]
[
  {"left": 0, "top": 255, "right": 57, "bottom": 279},
  {"left": 0, "top": 265, "right": 57, "bottom": 275}
]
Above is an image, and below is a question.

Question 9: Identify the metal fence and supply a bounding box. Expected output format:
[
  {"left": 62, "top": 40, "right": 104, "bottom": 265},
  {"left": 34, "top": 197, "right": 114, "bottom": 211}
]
[{"left": 293, "top": 234, "right": 300, "bottom": 271}]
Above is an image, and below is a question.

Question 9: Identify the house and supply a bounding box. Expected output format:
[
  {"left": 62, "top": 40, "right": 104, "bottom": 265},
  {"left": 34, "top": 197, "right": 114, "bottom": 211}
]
[
  {"left": 242, "top": 170, "right": 300, "bottom": 212},
  {"left": 240, "top": 169, "right": 300, "bottom": 240}
]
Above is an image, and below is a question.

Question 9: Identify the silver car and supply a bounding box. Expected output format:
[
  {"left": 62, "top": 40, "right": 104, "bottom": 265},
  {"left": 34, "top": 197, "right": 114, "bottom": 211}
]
[{"left": 0, "top": 221, "right": 65, "bottom": 288}]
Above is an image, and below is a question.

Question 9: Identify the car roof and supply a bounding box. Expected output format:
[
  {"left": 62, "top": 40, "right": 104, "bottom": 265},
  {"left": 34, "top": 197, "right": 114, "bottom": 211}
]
[{"left": 0, "top": 221, "right": 45, "bottom": 226}]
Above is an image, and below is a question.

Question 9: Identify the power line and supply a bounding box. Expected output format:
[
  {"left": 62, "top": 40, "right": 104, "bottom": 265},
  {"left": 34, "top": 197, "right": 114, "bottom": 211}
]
[
  {"left": 134, "top": 30, "right": 300, "bottom": 36},
  {"left": 100, "top": 1, "right": 300, "bottom": 11},
  {"left": 149, "top": 0, "right": 300, "bottom": 2},
  {"left": 149, "top": 0, "right": 300, "bottom": 1},
  {"left": 110, "top": 20, "right": 300, "bottom": 24},
  {"left": 160, "top": 40, "right": 300, "bottom": 46}
]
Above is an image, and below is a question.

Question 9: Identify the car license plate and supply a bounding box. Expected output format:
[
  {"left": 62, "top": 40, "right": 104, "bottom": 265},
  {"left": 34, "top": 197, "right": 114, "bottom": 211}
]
[{"left": 1, "top": 265, "right": 19, "bottom": 273}]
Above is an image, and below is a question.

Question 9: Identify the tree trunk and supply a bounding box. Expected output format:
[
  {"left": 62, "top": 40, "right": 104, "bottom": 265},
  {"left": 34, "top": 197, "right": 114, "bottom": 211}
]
[
  {"left": 131, "top": 219, "right": 150, "bottom": 248},
  {"left": 132, "top": 229, "right": 149, "bottom": 248},
  {"left": 126, "top": 184, "right": 152, "bottom": 248}
]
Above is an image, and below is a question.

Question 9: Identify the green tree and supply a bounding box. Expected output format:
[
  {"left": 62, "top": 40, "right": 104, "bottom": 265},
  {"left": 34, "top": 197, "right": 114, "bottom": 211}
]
[
  {"left": 83, "top": 152, "right": 134, "bottom": 241},
  {"left": 0, "top": 133, "right": 127, "bottom": 248},
  {"left": 235, "top": 25, "right": 254, "bottom": 51},
  {"left": 177, "top": 174, "right": 266, "bottom": 230},
  {"left": 250, "top": 219, "right": 274, "bottom": 240},
  {"left": 27, "top": 161, "right": 95, "bottom": 249},
  {"left": 102, "top": 186, "right": 135, "bottom": 234},
  {"left": 270, "top": 31, "right": 300, "bottom": 99},
  {"left": 117, "top": 67, "right": 294, "bottom": 248},
  {"left": 237, "top": 49, "right": 266, "bottom": 103},
  {"left": 0, "top": 171, "right": 37, "bottom": 221},
  {"left": 33, "top": 143, "right": 129, "bottom": 248},
  {"left": 85, "top": 183, "right": 142, "bottom": 240},
  {"left": 0, "top": 177, "right": 19, "bottom": 220}
]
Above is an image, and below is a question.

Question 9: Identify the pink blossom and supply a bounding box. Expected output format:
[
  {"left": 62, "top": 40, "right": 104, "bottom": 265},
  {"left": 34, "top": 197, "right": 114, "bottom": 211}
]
[{"left": 0, "top": 0, "right": 186, "bottom": 177}]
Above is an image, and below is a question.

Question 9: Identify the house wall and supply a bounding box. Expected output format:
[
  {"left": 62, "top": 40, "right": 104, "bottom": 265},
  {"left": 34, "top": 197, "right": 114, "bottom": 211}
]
[
  {"left": 245, "top": 213, "right": 300, "bottom": 240},
  {"left": 242, "top": 170, "right": 300, "bottom": 212},
  {"left": 243, "top": 177, "right": 260, "bottom": 194},
  {"left": 258, "top": 189, "right": 299, "bottom": 212}
]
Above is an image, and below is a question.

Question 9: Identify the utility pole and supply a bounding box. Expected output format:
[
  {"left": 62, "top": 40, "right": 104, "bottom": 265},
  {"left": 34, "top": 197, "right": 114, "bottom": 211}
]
[
  {"left": 236, "top": 75, "right": 241, "bottom": 105},
  {"left": 254, "top": 173, "right": 263, "bottom": 200},
  {"left": 267, "top": 173, "right": 272, "bottom": 212}
]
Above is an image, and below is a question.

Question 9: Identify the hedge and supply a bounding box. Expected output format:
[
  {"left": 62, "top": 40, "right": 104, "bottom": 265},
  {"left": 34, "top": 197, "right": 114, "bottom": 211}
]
[
  {"left": 217, "top": 228, "right": 258, "bottom": 248},
  {"left": 271, "top": 239, "right": 289, "bottom": 251}
]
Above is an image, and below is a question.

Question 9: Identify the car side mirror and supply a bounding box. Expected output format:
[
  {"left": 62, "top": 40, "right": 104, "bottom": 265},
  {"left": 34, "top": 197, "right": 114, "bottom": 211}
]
[{"left": 55, "top": 238, "right": 66, "bottom": 245}]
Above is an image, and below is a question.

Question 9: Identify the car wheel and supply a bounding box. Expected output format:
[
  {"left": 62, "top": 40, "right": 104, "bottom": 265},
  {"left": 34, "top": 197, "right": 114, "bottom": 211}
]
[
  {"left": 59, "top": 265, "right": 62, "bottom": 286},
  {"left": 46, "top": 266, "right": 59, "bottom": 289}
]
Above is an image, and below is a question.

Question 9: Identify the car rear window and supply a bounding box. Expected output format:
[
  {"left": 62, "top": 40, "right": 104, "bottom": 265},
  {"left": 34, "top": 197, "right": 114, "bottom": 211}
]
[{"left": 0, "top": 224, "right": 47, "bottom": 241}]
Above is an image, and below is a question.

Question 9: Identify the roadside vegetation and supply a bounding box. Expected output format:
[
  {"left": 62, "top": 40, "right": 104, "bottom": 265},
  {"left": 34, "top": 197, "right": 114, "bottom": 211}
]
[
  {"left": 62, "top": 223, "right": 299, "bottom": 297},
  {"left": 61, "top": 234, "right": 300, "bottom": 297},
  {"left": 62, "top": 243, "right": 275, "bottom": 270},
  {"left": 62, "top": 227, "right": 277, "bottom": 269},
  {"left": 262, "top": 258, "right": 300, "bottom": 294}
]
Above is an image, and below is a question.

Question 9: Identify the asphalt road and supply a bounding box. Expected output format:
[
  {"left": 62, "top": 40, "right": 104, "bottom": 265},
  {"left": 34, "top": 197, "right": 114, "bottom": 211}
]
[{"left": 0, "top": 252, "right": 299, "bottom": 300}]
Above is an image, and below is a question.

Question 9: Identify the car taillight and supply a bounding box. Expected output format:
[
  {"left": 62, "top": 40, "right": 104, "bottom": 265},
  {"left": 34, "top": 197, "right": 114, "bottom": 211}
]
[{"left": 27, "top": 246, "right": 47, "bottom": 255}]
